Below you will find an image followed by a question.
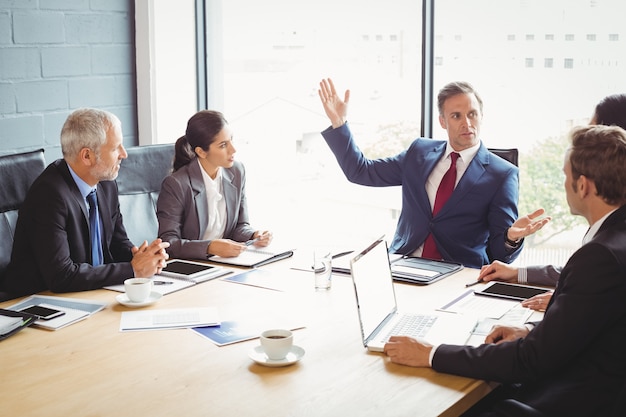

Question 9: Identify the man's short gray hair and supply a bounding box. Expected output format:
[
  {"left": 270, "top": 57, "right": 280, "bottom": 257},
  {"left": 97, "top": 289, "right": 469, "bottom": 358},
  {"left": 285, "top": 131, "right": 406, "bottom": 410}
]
[{"left": 60, "top": 108, "right": 121, "bottom": 160}]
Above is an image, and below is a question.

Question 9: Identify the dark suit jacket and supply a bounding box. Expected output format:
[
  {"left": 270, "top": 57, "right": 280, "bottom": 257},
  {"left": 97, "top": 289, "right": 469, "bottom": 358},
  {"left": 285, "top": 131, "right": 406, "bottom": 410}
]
[
  {"left": 156, "top": 159, "right": 255, "bottom": 260},
  {"left": 1, "top": 159, "right": 134, "bottom": 297},
  {"left": 322, "top": 123, "right": 521, "bottom": 268},
  {"left": 526, "top": 264, "right": 562, "bottom": 286},
  {"left": 433, "top": 205, "right": 626, "bottom": 416}
]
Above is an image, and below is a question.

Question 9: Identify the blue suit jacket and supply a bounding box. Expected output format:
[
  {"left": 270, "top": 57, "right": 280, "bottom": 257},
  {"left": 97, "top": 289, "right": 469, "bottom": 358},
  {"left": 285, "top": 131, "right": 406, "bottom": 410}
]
[
  {"left": 156, "top": 159, "right": 255, "bottom": 260},
  {"left": 322, "top": 123, "right": 521, "bottom": 268}
]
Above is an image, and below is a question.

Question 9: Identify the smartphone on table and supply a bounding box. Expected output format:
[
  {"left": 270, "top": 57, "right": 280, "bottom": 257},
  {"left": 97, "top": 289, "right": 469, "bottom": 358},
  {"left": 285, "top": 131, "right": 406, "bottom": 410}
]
[{"left": 19, "top": 304, "right": 66, "bottom": 320}]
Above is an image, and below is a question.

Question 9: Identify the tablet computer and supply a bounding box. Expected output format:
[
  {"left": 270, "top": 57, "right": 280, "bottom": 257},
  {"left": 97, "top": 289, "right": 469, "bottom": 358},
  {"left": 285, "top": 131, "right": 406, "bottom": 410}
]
[
  {"left": 159, "top": 260, "right": 225, "bottom": 283},
  {"left": 475, "top": 282, "right": 550, "bottom": 301}
]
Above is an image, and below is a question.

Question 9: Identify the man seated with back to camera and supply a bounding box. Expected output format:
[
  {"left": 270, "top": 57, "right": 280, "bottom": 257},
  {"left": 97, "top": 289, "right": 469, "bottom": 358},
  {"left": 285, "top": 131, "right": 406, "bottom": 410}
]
[
  {"left": 384, "top": 124, "right": 626, "bottom": 417},
  {"left": 476, "top": 92, "right": 626, "bottom": 312},
  {"left": 0, "top": 108, "right": 169, "bottom": 297}
]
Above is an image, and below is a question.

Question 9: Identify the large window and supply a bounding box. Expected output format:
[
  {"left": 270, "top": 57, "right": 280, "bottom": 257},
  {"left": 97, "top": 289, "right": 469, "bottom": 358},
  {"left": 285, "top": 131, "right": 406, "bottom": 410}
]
[
  {"left": 211, "top": 0, "right": 423, "bottom": 248},
  {"left": 433, "top": 0, "right": 626, "bottom": 265},
  {"left": 193, "top": 0, "right": 626, "bottom": 260}
]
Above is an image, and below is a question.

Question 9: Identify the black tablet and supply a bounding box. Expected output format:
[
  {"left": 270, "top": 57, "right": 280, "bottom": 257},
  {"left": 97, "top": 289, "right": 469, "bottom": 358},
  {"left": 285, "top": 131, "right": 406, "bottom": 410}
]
[
  {"left": 475, "top": 282, "right": 550, "bottom": 301},
  {"left": 159, "top": 260, "right": 224, "bottom": 283}
]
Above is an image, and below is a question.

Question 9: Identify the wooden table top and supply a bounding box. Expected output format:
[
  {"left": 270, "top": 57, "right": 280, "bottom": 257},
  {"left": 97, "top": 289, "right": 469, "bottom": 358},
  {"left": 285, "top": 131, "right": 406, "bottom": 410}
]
[{"left": 1, "top": 255, "right": 526, "bottom": 417}]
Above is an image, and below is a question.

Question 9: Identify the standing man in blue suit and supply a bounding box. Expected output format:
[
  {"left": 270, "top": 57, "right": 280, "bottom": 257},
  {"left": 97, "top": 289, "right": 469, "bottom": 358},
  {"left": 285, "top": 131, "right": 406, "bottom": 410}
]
[{"left": 317, "top": 78, "right": 547, "bottom": 269}]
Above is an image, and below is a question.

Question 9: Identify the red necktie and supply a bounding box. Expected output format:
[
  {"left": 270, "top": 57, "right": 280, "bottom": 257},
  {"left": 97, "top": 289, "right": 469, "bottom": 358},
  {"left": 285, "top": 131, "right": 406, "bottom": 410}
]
[{"left": 422, "top": 152, "right": 459, "bottom": 260}]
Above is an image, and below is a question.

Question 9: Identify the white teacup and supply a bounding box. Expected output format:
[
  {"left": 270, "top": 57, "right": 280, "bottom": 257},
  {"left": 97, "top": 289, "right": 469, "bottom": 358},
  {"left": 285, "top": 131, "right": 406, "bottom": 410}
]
[
  {"left": 124, "top": 278, "right": 153, "bottom": 303},
  {"left": 260, "top": 329, "right": 293, "bottom": 360}
]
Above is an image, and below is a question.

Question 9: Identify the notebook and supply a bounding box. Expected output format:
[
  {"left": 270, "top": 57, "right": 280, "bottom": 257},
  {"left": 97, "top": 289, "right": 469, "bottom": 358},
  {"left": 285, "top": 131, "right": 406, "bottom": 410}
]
[
  {"left": 208, "top": 245, "right": 294, "bottom": 268},
  {"left": 7, "top": 295, "right": 108, "bottom": 331},
  {"left": 332, "top": 250, "right": 463, "bottom": 285},
  {"left": 104, "top": 259, "right": 232, "bottom": 296},
  {"left": 349, "top": 237, "right": 477, "bottom": 352}
]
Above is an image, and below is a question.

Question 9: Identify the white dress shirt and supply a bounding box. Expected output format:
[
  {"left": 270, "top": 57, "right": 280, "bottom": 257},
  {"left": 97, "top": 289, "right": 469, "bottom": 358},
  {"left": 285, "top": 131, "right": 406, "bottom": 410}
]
[
  {"left": 412, "top": 142, "right": 481, "bottom": 257},
  {"left": 199, "top": 160, "right": 227, "bottom": 241}
]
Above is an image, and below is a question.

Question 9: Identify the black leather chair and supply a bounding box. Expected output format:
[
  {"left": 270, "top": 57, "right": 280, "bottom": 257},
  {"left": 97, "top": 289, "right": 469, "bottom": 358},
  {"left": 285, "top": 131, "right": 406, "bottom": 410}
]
[
  {"left": 488, "top": 148, "right": 519, "bottom": 167},
  {"left": 116, "top": 144, "right": 175, "bottom": 246},
  {"left": 492, "top": 399, "right": 547, "bottom": 417},
  {"left": 0, "top": 149, "right": 46, "bottom": 302}
]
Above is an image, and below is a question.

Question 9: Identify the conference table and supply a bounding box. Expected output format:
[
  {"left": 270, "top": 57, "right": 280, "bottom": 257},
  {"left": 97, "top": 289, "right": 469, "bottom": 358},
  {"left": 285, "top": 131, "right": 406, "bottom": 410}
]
[{"left": 0, "top": 251, "right": 542, "bottom": 417}]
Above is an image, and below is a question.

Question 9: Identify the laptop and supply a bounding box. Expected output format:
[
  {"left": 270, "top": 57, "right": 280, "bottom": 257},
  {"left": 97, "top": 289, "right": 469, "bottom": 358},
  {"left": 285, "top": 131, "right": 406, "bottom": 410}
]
[{"left": 349, "top": 237, "right": 477, "bottom": 352}]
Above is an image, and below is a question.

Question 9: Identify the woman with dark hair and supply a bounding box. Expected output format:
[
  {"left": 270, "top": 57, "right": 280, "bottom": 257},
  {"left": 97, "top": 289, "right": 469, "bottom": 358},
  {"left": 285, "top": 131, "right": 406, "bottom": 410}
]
[
  {"left": 591, "top": 93, "right": 626, "bottom": 128},
  {"left": 157, "top": 110, "right": 272, "bottom": 259}
]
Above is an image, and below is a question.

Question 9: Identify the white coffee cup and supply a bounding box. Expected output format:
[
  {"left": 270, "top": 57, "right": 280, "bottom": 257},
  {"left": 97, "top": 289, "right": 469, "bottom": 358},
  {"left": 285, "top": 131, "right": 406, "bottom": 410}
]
[
  {"left": 260, "top": 329, "right": 293, "bottom": 360},
  {"left": 124, "top": 278, "right": 153, "bottom": 303}
]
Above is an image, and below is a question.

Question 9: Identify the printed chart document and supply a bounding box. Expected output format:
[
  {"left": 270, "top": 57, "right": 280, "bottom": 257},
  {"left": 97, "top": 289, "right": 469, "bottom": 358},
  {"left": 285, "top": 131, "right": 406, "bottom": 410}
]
[
  {"left": 7, "top": 295, "right": 107, "bottom": 331},
  {"left": 209, "top": 244, "right": 294, "bottom": 268},
  {"left": 331, "top": 251, "right": 459, "bottom": 285},
  {"left": 438, "top": 289, "right": 520, "bottom": 319},
  {"left": 193, "top": 320, "right": 305, "bottom": 346},
  {"left": 119, "top": 307, "right": 220, "bottom": 332},
  {"left": 104, "top": 260, "right": 233, "bottom": 296}
]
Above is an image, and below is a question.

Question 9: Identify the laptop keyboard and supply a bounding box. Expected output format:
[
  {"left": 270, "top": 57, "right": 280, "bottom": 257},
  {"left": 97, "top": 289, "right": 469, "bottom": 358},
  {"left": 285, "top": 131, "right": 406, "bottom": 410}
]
[{"left": 384, "top": 314, "right": 438, "bottom": 341}]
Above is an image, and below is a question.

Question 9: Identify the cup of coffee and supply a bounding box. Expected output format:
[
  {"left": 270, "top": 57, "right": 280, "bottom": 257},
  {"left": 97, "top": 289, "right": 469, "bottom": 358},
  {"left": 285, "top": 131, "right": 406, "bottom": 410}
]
[
  {"left": 260, "top": 329, "right": 293, "bottom": 360},
  {"left": 124, "top": 278, "right": 153, "bottom": 303}
]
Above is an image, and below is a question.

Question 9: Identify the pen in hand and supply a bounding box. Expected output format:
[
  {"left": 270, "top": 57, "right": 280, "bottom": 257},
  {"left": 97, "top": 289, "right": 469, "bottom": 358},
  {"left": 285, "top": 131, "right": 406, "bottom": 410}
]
[{"left": 465, "top": 279, "right": 484, "bottom": 288}]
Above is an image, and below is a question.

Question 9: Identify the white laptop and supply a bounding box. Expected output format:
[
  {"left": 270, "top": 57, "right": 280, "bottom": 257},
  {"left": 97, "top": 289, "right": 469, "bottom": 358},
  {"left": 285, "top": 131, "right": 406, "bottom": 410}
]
[{"left": 349, "top": 237, "right": 477, "bottom": 352}]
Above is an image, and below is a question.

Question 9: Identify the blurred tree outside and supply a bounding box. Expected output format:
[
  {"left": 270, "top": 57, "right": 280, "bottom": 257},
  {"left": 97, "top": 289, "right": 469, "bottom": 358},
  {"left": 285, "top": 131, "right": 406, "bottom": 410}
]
[
  {"left": 363, "top": 121, "right": 421, "bottom": 159},
  {"left": 518, "top": 134, "right": 586, "bottom": 246}
]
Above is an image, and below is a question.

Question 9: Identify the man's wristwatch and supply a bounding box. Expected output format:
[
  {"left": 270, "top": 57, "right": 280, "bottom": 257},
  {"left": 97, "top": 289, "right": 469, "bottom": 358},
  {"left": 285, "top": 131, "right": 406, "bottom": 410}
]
[{"left": 505, "top": 235, "right": 522, "bottom": 246}]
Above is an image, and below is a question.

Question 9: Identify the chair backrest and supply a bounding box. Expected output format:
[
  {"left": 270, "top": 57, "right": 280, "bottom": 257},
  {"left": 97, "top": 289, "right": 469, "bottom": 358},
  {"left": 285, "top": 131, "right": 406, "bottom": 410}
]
[
  {"left": 0, "top": 149, "right": 46, "bottom": 301},
  {"left": 116, "top": 144, "right": 175, "bottom": 246},
  {"left": 489, "top": 148, "right": 519, "bottom": 167}
]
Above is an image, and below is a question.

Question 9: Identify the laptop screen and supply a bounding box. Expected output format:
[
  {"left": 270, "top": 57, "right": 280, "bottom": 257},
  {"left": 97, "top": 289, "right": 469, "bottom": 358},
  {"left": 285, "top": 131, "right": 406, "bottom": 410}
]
[{"left": 350, "top": 238, "right": 398, "bottom": 344}]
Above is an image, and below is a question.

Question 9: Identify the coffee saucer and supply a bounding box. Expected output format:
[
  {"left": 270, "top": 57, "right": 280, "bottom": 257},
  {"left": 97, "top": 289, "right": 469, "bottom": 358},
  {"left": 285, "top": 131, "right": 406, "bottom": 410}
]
[
  {"left": 115, "top": 291, "right": 162, "bottom": 307},
  {"left": 248, "top": 345, "right": 305, "bottom": 367}
]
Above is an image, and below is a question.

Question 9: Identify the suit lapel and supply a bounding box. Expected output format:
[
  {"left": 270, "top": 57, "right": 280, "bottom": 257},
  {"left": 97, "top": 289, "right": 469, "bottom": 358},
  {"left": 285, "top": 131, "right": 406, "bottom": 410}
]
[
  {"left": 222, "top": 168, "right": 236, "bottom": 230},
  {"left": 436, "top": 144, "right": 488, "bottom": 218},
  {"left": 57, "top": 159, "right": 90, "bottom": 222},
  {"left": 415, "top": 143, "right": 445, "bottom": 219},
  {"left": 189, "top": 161, "right": 209, "bottom": 238}
]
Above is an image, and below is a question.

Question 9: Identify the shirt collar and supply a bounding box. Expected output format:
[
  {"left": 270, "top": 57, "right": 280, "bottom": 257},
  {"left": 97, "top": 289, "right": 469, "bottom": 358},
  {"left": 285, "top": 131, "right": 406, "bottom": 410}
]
[
  {"left": 198, "top": 159, "right": 222, "bottom": 186},
  {"left": 583, "top": 208, "right": 618, "bottom": 244},
  {"left": 67, "top": 163, "right": 95, "bottom": 199},
  {"left": 444, "top": 141, "right": 481, "bottom": 163}
]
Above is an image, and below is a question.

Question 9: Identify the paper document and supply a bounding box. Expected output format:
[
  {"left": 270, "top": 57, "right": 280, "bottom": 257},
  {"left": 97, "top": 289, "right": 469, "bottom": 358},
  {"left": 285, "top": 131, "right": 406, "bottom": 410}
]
[
  {"left": 209, "top": 244, "right": 294, "bottom": 268},
  {"left": 223, "top": 268, "right": 304, "bottom": 292},
  {"left": 472, "top": 305, "right": 534, "bottom": 335},
  {"left": 193, "top": 320, "right": 305, "bottom": 346},
  {"left": 438, "top": 289, "right": 518, "bottom": 319},
  {"left": 119, "top": 307, "right": 220, "bottom": 332}
]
